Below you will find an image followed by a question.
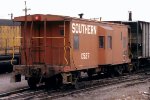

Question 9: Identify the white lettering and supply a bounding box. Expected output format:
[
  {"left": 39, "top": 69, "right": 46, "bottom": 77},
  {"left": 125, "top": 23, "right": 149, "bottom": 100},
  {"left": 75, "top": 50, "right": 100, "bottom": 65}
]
[
  {"left": 72, "top": 23, "right": 75, "bottom": 33},
  {"left": 87, "top": 25, "right": 90, "bottom": 34},
  {"left": 72, "top": 23, "right": 97, "bottom": 35},
  {"left": 81, "top": 53, "right": 90, "bottom": 59},
  {"left": 93, "top": 26, "right": 96, "bottom": 35},
  {"left": 91, "top": 25, "right": 93, "bottom": 34},
  {"left": 82, "top": 24, "right": 86, "bottom": 34},
  {"left": 85, "top": 25, "right": 87, "bottom": 34},
  {"left": 78, "top": 24, "right": 82, "bottom": 34},
  {"left": 75, "top": 23, "right": 78, "bottom": 33}
]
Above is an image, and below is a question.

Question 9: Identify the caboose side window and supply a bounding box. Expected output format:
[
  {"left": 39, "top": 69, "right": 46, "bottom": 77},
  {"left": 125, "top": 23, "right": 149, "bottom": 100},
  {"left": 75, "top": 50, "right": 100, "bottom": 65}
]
[
  {"left": 99, "top": 36, "right": 104, "bottom": 48},
  {"left": 108, "top": 36, "right": 112, "bottom": 49},
  {"left": 73, "top": 34, "right": 79, "bottom": 49}
]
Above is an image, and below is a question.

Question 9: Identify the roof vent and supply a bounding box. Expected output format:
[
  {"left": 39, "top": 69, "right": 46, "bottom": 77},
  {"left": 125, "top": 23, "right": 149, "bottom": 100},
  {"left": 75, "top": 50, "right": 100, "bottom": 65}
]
[
  {"left": 78, "top": 13, "right": 84, "bottom": 18},
  {"left": 128, "top": 11, "right": 132, "bottom": 21}
]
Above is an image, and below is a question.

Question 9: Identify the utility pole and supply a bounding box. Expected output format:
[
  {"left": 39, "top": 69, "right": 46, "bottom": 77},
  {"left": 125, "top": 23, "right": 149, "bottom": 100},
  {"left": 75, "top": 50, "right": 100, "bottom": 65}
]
[
  {"left": 23, "top": 1, "right": 31, "bottom": 16},
  {"left": 22, "top": 1, "right": 31, "bottom": 65},
  {"left": 8, "top": 13, "right": 13, "bottom": 20}
]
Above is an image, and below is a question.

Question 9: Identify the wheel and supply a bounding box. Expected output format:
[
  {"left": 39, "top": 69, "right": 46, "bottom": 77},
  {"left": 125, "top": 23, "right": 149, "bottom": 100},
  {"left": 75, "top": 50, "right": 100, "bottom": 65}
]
[
  {"left": 27, "top": 77, "right": 37, "bottom": 89},
  {"left": 72, "top": 72, "right": 81, "bottom": 89},
  {"left": 74, "top": 78, "right": 79, "bottom": 89},
  {"left": 115, "top": 66, "right": 123, "bottom": 76},
  {"left": 118, "top": 68, "right": 123, "bottom": 75},
  {"left": 45, "top": 77, "right": 56, "bottom": 89},
  {"left": 45, "top": 74, "right": 63, "bottom": 89},
  {"left": 127, "top": 64, "right": 133, "bottom": 74},
  {"left": 87, "top": 70, "right": 94, "bottom": 79}
]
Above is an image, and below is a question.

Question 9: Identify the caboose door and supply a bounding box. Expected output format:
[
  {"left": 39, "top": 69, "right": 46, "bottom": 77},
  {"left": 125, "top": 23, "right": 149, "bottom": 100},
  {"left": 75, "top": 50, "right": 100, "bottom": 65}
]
[{"left": 30, "top": 21, "right": 45, "bottom": 64}]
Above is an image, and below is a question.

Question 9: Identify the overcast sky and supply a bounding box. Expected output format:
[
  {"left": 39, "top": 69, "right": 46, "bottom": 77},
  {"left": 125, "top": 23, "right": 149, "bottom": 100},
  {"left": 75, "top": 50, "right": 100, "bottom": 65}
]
[{"left": 0, "top": 0, "right": 150, "bottom": 21}]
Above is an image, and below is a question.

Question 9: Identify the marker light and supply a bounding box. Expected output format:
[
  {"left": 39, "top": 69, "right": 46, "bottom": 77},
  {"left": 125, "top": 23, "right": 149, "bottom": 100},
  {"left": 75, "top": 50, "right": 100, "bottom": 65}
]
[
  {"left": 33, "top": 15, "right": 41, "bottom": 21},
  {"left": 35, "top": 16, "right": 39, "bottom": 20}
]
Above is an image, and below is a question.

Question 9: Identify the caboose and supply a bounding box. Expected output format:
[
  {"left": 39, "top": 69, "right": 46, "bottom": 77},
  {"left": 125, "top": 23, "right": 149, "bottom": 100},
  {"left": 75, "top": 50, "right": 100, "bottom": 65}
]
[{"left": 11, "top": 14, "right": 131, "bottom": 88}]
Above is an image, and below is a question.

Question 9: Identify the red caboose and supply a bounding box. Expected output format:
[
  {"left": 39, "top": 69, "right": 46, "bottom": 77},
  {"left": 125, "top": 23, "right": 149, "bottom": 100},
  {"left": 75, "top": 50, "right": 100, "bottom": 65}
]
[{"left": 11, "top": 14, "right": 131, "bottom": 88}]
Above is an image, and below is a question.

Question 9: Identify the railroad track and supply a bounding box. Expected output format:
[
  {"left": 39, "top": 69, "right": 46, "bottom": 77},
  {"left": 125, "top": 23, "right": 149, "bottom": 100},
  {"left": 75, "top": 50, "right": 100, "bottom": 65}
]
[
  {"left": 42, "top": 73, "right": 150, "bottom": 100},
  {"left": 0, "top": 69, "right": 150, "bottom": 100},
  {"left": 0, "top": 87, "right": 58, "bottom": 100},
  {"left": 0, "top": 87, "right": 29, "bottom": 98}
]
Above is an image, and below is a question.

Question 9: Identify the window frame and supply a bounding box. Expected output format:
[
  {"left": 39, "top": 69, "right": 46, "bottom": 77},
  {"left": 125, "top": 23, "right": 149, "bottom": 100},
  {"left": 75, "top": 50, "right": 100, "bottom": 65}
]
[
  {"left": 99, "top": 36, "right": 105, "bottom": 48},
  {"left": 73, "top": 34, "right": 79, "bottom": 50},
  {"left": 107, "top": 36, "right": 112, "bottom": 49}
]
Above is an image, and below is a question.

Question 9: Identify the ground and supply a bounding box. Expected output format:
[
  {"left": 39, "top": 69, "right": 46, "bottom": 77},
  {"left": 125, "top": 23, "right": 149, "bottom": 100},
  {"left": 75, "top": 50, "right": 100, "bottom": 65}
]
[
  {"left": 56, "top": 78, "right": 150, "bottom": 100},
  {"left": 0, "top": 73, "right": 149, "bottom": 100},
  {"left": 0, "top": 73, "right": 27, "bottom": 94}
]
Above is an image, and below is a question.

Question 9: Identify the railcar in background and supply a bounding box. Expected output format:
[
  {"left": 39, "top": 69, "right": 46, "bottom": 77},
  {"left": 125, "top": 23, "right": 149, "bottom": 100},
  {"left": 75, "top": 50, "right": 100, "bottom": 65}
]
[
  {"left": 0, "top": 19, "right": 21, "bottom": 72},
  {"left": 11, "top": 14, "right": 132, "bottom": 88},
  {"left": 108, "top": 21, "right": 150, "bottom": 69}
]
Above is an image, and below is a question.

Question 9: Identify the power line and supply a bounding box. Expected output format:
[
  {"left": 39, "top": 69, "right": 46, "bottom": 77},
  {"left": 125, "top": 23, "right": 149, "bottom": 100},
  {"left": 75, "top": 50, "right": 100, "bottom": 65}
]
[{"left": 8, "top": 13, "right": 13, "bottom": 20}]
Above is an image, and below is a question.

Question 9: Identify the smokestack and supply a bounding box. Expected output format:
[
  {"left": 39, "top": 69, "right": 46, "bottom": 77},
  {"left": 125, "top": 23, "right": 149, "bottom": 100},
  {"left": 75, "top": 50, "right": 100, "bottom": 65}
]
[
  {"left": 128, "top": 11, "right": 132, "bottom": 21},
  {"left": 78, "top": 13, "right": 84, "bottom": 18}
]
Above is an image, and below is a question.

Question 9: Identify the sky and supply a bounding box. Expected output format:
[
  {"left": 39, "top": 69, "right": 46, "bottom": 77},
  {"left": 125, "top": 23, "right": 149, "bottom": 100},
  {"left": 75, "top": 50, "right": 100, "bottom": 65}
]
[{"left": 0, "top": 0, "right": 150, "bottom": 21}]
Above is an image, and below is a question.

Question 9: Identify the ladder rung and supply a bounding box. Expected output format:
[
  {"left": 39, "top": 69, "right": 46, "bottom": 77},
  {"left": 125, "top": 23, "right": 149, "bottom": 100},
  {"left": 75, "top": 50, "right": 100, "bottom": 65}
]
[{"left": 31, "top": 50, "right": 45, "bottom": 52}]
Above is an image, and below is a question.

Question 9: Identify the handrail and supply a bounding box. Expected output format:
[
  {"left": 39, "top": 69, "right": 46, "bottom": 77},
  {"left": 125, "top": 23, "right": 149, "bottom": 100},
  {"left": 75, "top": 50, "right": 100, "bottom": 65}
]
[
  {"left": 11, "top": 37, "right": 15, "bottom": 65},
  {"left": 32, "top": 37, "right": 64, "bottom": 39},
  {"left": 15, "top": 36, "right": 64, "bottom": 39}
]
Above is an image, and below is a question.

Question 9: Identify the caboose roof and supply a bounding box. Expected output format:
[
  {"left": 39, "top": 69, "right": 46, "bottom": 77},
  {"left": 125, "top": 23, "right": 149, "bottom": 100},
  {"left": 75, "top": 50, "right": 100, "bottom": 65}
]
[
  {"left": 14, "top": 14, "right": 102, "bottom": 23},
  {"left": 14, "top": 14, "right": 128, "bottom": 28},
  {"left": 14, "top": 14, "right": 70, "bottom": 21},
  {"left": 100, "top": 25, "right": 113, "bottom": 30}
]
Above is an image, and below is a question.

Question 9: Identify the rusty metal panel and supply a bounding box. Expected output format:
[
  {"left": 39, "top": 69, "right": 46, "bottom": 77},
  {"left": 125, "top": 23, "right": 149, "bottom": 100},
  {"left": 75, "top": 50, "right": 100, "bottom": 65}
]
[
  {"left": 149, "top": 24, "right": 150, "bottom": 57},
  {"left": 141, "top": 22, "right": 150, "bottom": 58},
  {"left": 145, "top": 23, "right": 149, "bottom": 57},
  {"left": 141, "top": 23, "right": 146, "bottom": 57},
  {"left": 19, "top": 18, "right": 70, "bottom": 65}
]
